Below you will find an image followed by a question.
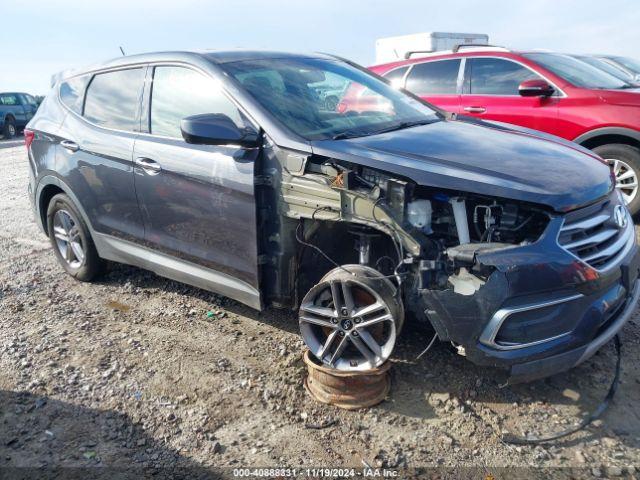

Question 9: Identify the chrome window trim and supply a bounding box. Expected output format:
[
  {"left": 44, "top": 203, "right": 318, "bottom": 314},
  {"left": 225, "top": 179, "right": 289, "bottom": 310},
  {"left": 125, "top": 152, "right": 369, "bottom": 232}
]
[
  {"left": 57, "top": 61, "right": 260, "bottom": 140},
  {"left": 480, "top": 293, "right": 584, "bottom": 350},
  {"left": 58, "top": 65, "right": 148, "bottom": 136}
]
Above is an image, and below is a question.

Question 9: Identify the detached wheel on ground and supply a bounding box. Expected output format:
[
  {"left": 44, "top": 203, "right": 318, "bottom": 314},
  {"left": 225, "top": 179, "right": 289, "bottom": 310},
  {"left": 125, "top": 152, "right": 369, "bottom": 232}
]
[
  {"left": 299, "top": 265, "right": 404, "bottom": 371},
  {"left": 594, "top": 144, "right": 640, "bottom": 215},
  {"left": 2, "top": 118, "right": 16, "bottom": 139},
  {"left": 46, "top": 193, "right": 103, "bottom": 281}
]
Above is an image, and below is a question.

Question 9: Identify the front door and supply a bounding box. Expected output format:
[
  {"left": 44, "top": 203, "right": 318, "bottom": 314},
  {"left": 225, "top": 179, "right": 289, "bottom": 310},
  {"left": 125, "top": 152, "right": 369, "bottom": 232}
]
[
  {"left": 133, "top": 65, "right": 260, "bottom": 303},
  {"left": 460, "top": 57, "right": 559, "bottom": 135}
]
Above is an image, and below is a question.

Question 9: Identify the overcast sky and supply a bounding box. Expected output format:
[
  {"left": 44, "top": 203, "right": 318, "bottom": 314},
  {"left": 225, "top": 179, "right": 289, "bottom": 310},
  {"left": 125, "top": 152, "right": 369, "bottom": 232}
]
[{"left": 2, "top": 0, "right": 639, "bottom": 94}]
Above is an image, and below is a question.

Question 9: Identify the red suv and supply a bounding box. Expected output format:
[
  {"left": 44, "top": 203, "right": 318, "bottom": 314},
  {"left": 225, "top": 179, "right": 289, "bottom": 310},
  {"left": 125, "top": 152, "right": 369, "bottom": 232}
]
[{"left": 365, "top": 48, "right": 640, "bottom": 214}]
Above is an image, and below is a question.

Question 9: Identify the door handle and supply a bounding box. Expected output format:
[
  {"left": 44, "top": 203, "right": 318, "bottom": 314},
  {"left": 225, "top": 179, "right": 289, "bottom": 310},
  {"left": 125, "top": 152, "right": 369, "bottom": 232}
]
[
  {"left": 134, "top": 157, "right": 162, "bottom": 175},
  {"left": 463, "top": 106, "right": 487, "bottom": 114},
  {"left": 60, "top": 140, "right": 79, "bottom": 153}
]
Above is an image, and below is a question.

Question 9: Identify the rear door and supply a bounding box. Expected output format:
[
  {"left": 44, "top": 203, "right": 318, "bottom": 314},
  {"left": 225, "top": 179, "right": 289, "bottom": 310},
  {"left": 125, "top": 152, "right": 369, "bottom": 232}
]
[
  {"left": 404, "top": 59, "right": 462, "bottom": 114},
  {"left": 20, "top": 94, "right": 39, "bottom": 121},
  {"left": 460, "top": 57, "right": 559, "bottom": 134},
  {"left": 132, "top": 65, "right": 260, "bottom": 303},
  {"left": 57, "top": 67, "right": 145, "bottom": 240}
]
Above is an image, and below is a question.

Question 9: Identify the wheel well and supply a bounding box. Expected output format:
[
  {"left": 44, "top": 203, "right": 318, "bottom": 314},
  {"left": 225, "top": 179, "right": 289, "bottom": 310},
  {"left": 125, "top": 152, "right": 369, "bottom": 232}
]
[
  {"left": 296, "top": 220, "right": 399, "bottom": 301},
  {"left": 38, "top": 184, "right": 64, "bottom": 235},
  {"left": 5, "top": 114, "right": 15, "bottom": 123},
  {"left": 580, "top": 134, "right": 640, "bottom": 151}
]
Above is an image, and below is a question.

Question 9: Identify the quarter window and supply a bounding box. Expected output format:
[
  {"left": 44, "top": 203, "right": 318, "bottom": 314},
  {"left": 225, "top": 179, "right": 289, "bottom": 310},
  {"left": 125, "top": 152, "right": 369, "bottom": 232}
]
[
  {"left": 60, "top": 75, "right": 90, "bottom": 114},
  {"left": 150, "top": 66, "right": 244, "bottom": 139},
  {"left": 405, "top": 60, "right": 461, "bottom": 95},
  {"left": 382, "top": 66, "right": 410, "bottom": 86},
  {"left": 468, "top": 58, "right": 541, "bottom": 95},
  {"left": 84, "top": 68, "right": 145, "bottom": 130}
]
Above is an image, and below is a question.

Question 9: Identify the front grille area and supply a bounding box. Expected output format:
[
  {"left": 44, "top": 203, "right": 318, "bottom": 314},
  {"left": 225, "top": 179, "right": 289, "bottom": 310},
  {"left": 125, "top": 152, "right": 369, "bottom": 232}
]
[{"left": 558, "top": 194, "right": 634, "bottom": 270}]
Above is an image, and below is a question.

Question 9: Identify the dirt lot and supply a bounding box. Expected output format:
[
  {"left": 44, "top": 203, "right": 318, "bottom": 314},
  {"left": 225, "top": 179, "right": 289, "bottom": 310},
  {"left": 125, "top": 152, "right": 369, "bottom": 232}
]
[{"left": 1, "top": 144, "right": 639, "bottom": 479}]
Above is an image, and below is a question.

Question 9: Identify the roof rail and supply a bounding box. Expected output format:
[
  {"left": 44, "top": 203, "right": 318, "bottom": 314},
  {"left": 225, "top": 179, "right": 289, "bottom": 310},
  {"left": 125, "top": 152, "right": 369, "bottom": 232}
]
[
  {"left": 404, "top": 50, "right": 435, "bottom": 60},
  {"left": 452, "top": 44, "right": 509, "bottom": 53}
]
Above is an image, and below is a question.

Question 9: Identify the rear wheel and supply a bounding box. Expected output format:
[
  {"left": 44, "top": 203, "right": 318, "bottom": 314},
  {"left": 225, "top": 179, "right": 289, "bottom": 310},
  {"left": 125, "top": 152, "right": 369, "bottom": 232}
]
[
  {"left": 46, "top": 193, "right": 103, "bottom": 281},
  {"left": 2, "top": 118, "right": 16, "bottom": 139},
  {"left": 594, "top": 144, "right": 640, "bottom": 215},
  {"left": 299, "top": 265, "right": 403, "bottom": 371}
]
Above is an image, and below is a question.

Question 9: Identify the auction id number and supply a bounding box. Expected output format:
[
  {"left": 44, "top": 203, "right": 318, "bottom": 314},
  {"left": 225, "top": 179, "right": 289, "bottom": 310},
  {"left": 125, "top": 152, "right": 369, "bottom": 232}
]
[{"left": 233, "top": 468, "right": 358, "bottom": 477}]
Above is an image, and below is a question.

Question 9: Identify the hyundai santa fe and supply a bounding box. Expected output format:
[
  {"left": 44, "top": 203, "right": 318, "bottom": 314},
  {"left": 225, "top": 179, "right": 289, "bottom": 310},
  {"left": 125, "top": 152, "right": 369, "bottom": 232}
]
[
  {"left": 369, "top": 48, "right": 640, "bottom": 215},
  {"left": 26, "top": 51, "right": 640, "bottom": 383}
]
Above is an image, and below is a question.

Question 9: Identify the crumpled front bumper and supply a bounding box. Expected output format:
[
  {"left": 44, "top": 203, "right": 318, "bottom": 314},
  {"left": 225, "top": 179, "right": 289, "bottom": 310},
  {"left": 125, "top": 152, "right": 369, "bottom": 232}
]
[{"left": 417, "top": 204, "right": 640, "bottom": 383}]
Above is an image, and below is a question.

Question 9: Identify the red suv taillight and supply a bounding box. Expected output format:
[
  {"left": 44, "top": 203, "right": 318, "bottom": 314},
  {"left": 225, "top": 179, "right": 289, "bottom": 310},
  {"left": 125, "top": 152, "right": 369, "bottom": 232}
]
[{"left": 24, "top": 129, "right": 35, "bottom": 150}]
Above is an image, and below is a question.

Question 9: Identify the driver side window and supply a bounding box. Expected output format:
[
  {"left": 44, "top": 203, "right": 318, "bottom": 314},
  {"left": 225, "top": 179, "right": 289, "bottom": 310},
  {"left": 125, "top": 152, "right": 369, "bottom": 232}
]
[
  {"left": 466, "top": 58, "right": 541, "bottom": 95},
  {"left": 150, "top": 66, "right": 244, "bottom": 139}
]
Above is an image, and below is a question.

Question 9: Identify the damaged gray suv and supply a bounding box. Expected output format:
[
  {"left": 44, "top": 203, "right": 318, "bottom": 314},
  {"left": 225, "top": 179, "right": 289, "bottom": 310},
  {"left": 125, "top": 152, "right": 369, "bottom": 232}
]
[{"left": 26, "top": 51, "right": 640, "bottom": 383}]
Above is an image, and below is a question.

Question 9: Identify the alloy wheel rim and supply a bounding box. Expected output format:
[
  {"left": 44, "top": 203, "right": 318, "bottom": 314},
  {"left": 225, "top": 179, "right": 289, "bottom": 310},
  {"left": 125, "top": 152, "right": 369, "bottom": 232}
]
[
  {"left": 607, "top": 158, "right": 639, "bottom": 204},
  {"left": 8, "top": 124, "right": 15, "bottom": 137},
  {"left": 299, "top": 278, "right": 397, "bottom": 371},
  {"left": 53, "top": 209, "right": 85, "bottom": 269}
]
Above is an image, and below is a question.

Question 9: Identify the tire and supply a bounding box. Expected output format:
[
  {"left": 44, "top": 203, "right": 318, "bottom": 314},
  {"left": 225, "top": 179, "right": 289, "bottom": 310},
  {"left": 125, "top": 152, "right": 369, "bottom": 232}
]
[
  {"left": 2, "top": 118, "right": 16, "bottom": 139},
  {"left": 593, "top": 144, "right": 640, "bottom": 215},
  {"left": 299, "top": 265, "right": 404, "bottom": 371},
  {"left": 46, "top": 193, "right": 103, "bottom": 281}
]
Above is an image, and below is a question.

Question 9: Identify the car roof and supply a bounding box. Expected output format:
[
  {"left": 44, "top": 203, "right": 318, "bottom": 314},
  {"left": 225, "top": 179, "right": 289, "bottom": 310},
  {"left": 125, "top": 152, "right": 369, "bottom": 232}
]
[
  {"left": 370, "top": 48, "right": 555, "bottom": 70},
  {"left": 61, "top": 50, "right": 335, "bottom": 80}
]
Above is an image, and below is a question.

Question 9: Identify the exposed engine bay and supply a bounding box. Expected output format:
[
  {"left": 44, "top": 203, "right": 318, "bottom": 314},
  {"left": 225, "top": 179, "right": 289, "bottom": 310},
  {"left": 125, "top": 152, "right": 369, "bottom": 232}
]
[{"left": 257, "top": 143, "right": 552, "bottom": 372}]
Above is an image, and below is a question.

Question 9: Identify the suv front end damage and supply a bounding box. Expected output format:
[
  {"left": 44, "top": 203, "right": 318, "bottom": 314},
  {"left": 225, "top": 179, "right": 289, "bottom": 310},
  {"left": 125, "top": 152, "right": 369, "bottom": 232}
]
[
  {"left": 417, "top": 191, "right": 640, "bottom": 382},
  {"left": 258, "top": 137, "right": 639, "bottom": 382}
]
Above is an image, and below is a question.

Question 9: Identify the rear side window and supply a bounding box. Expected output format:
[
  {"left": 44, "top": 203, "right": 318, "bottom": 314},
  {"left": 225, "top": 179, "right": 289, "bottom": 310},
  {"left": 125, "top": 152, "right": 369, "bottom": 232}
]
[
  {"left": 84, "top": 68, "right": 145, "bottom": 130},
  {"left": 150, "top": 66, "right": 245, "bottom": 139},
  {"left": 405, "top": 60, "right": 461, "bottom": 95},
  {"left": 382, "top": 66, "right": 409, "bottom": 85},
  {"left": 467, "top": 58, "right": 540, "bottom": 95},
  {"left": 23, "top": 94, "right": 38, "bottom": 106},
  {"left": 60, "top": 75, "right": 89, "bottom": 114}
]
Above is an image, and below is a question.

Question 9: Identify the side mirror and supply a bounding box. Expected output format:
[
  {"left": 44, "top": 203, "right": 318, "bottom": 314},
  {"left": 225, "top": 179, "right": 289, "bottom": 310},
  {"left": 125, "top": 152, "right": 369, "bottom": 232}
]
[
  {"left": 519, "top": 79, "right": 555, "bottom": 98},
  {"left": 181, "top": 113, "right": 260, "bottom": 148}
]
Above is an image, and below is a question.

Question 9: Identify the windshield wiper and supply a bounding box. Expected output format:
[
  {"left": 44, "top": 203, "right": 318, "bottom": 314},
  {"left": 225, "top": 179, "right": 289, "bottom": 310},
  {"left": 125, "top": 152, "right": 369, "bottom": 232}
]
[
  {"left": 332, "top": 119, "right": 435, "bottom": 141},
  {"left": 367, "top": 119, "right": 436, "bottom": 136},
  {"left": 332, "top": 130, "right": 369, "bottom": 140}
]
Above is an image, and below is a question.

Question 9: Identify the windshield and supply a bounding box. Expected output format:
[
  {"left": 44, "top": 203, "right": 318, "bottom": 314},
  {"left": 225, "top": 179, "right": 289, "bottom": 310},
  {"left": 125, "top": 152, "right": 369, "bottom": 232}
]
[
  {"left": 574, "top": 55, "right": 635, "bottom": 85},
  {"left": 609, "top": 56, "right": 640, "bottom": 74},
  {"left": 222, "top": 57, "right": 439, "bottom": 141},
  {"left": 524, "top": 53, "right": 628, "bottom": 89}
]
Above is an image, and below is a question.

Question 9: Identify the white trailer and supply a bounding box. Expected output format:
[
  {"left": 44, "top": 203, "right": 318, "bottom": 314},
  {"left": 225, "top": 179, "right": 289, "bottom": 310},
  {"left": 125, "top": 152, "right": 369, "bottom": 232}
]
[{"left": 375, "top": 32, "right": 489, "bottom": 64}]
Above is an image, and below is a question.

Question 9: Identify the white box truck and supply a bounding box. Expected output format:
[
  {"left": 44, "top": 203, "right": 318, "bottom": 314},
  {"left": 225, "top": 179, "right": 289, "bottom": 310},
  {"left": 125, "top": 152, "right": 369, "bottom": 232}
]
[{"left": 375, "top": 32, "right": 489, "bottom": 64}]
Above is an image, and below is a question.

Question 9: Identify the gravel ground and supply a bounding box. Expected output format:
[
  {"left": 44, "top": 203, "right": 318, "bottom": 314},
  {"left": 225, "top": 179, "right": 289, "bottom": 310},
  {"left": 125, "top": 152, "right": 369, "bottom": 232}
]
[{"left": 1, "top": 144, "right": 639, "bottom": 479}]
